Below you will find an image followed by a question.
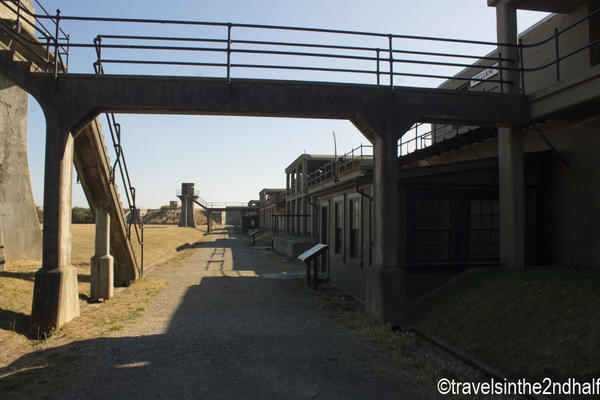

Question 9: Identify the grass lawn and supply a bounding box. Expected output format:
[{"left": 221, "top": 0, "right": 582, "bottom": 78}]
[
  {"left": 0, "top": 224, "right": 209, "bottom": 363},
  {"left": 408, "top": 267, "right": 600, "bottom": 379}
]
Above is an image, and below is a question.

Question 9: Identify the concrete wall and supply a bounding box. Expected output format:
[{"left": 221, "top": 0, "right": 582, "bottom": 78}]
[
  {"left": 315, "top": 183, "right": 373, "bottom": 301},
  {"left": 0, "top": 72, "right": 42, "bottom": 262},
  {"left": 534, "top": 118, "right": 600, "bottom": 268},
  {"left": 273, "top": 236, "right": 315, "bottom": 258},
  {"left": 519, "top": 5, "right": 591, "bottom": 94}
]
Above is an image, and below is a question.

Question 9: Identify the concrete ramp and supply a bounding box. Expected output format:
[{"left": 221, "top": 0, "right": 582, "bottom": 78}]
[{"left": 73, "top": 118, "right": 139, "bottom": 285}]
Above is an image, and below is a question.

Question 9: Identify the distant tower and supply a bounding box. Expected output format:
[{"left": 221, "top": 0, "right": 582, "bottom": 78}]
[{"left": 178, "top": 183, "right": 198, "bottom": 227}]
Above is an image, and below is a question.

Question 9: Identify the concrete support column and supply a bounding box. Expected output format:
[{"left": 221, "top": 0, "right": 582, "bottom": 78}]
[
  {"left": 0, "top": 73, "right": 42, "bottom": 262},
  {"left": 495, "top": 4, "right": 519, "bottom": 93},
  {"left": 31, "top": 116, "right": 80, "bottom": 334},
  {"left": 499, "top": 127, "right": 525, "bottom": 267},
  {"left": 90, "top": 204, "right": 114, "bottom": 302},
  {"left": 178, "top": 195, "right": 196, "bottom": 227},
  {"left": 365, "top": 116, "right": 411, "bottom": 327},
  {"left": 207, "top": 210, "right": 211, "bottom": 233},
  {"left": 495, "top": 3, "right": 525, "bottom": 268}
]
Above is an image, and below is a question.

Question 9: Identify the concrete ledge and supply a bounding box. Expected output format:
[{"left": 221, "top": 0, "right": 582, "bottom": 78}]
[{"left": 273, "top": 237, "right": 316, "bottom": 258}]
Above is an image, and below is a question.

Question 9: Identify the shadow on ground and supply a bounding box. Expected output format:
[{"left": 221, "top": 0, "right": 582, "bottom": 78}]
[
  {"left": 0, "top": 228, "right": 430, "bottom": 400},
  {"left": 1, "top": 276, "right": 428, "bottom": 400},
  {"left": 0, "top": 308, "right": 29, "bottom": 336},
  {"left": 0, "top": 271, "right": 36, "bottom": 282}
]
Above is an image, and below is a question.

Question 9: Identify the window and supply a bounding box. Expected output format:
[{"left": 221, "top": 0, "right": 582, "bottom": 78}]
[
  {"left": 349, "top": 198, "right": 360, "bottom": 258},
  {"left": 414, "top": 198, "right": 450, "bottom": 260},
  {"left": 469, "top": 199, "right": 499, "bottom": 258},
  {"left": 334, "top": 200, "right": 343, "bottom": 254}
]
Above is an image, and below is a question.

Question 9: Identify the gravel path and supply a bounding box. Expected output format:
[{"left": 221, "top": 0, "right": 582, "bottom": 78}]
[{"left": 59, "top": 228, "right": 432, "bottom": 400}]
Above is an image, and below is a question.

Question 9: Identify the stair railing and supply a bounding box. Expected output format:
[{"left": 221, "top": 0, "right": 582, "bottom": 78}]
[{"left": 93, "top": 54, "right": 144, "bottom": 277}]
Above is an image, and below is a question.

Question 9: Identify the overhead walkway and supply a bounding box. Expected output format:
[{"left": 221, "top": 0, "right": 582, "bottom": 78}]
[{"left": 9, "top": 0, "right": 594, "bottom": 332}]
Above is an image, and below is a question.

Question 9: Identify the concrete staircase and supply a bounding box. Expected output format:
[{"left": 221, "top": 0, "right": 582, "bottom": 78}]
[
  {"left": 73, "top": 118, "right": 139, "bottom": 286},
  {"left": 0, "top": 47, "right": 139, "bottom": 285}
]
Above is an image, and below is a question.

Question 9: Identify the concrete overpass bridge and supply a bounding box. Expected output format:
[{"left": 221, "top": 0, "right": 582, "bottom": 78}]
[{"left": 0, "top": 0, "right": 535, "bottom": 333}]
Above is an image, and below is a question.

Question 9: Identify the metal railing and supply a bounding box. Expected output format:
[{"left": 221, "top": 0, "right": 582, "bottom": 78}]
[
  {"left": 398, "top": 123, "right": 433, "bottom": 156},
  {"left": 99, "top": 107, "right": 144, "bottom": 278},
  {"left": 0, "top": 1, "right": 599, "bottom": 91},
  {"left": 0, "top": 0, "right": 68, "bottom": 75},
  {"left": 178, "top": 189, "right": 250, "bottom": 210},
  {"left": 0, "top": 0, "right": 145, "bottom": 276},
  {"left": 305, "top": 144, "right": 373, "bottom": 187}
]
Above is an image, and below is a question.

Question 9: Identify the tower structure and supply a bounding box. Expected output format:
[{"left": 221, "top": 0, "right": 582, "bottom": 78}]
[{"left": 178, "top": 183, "right": 198, "bottom": 227}]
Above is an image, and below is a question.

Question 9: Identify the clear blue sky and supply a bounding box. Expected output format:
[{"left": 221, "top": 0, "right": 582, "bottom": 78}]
[{"left": 26, "top": 0, "right": 548, "bottom": 208}]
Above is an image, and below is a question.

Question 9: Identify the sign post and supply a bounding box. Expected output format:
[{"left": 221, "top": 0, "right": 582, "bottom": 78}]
[{"left": 297, "top": 243, "right": 329, "bottom": 289}]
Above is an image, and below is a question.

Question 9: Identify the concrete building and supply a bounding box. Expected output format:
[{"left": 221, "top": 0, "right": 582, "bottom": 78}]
[
  {"left": 302, "top": 145, "right": 375, "bottom": 299},
  {"left": 263, "top": 0, "right": 599, "bottom": 302},
  {"left": 284, "top": 154, "right": 339, "bottom": 235},
  {"left": 258, "top": 188, "right": 286, "bottom": 231},
  {"left": 421, "top": 0, "right": 600, "bottom": 271}
]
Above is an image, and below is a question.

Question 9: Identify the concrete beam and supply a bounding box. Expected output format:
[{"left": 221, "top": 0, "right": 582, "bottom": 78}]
[
  {"left": 488, "top": 0, "right": 586, "bottom": 13},
  {"left": 19, "top": 74, "right": 528, "bottom": 131},
  {"left": 31, "top": 111, "right": 80, "bottom": 334}
]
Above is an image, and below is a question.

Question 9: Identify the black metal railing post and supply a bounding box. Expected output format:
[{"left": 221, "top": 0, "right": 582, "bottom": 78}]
[
  {"left": 376, "top": 48, "right": 380, "bottom": 85},
  {"left": 226, "top": 23, "right": 232, "bottom": 82},
  {"left": 45, "top": 36, "right": 51, "bottom": 72},
  {"left": 140, "top": 222, "right": 144, "bottom": 277},
  {"left": 388, "top": 34, "right": 393, "bottom": 88},
  {"left": 66, "top": 34, "right": 70, "bottom": 72},
  {"left": 53, "top": 8, "right": 60, "bottom": 79},
  {"left": 415, "top": 123, "right": 418, "bottom": 150},
  {"left": 498, "top": 52, "right": 504, "bottom": 94},
  {"left": 518, "top": 38, "right": 525, "bottom": 94},
  {"left": 95, "top": 35, "right": 103, "bottom": 72},
  {"left": 554, "top": 27, "right": 560, "bottom": 82},
  {"left": 15, "top": 0, "right": 21, "bottom": 31}
]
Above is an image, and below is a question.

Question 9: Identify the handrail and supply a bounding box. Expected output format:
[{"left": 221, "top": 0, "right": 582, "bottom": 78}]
[
  {"left": 0, "top": 0, "right": 68, "bottom": 74},
  {"left": 398, "top": 123, "right": 433, "bottom": 157},
  {"left": 0, "top": 1, "right": 597, "bottom": 90},
  {"left": 305, "top": 144, "right": 373, "bottom": 187}
]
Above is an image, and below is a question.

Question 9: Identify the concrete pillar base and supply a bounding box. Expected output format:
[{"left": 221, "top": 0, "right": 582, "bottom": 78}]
[
  {"left": 366, "top": 266, "right": 406, "bottom": 328},
  {"left": 90, "top": 255, "right": 114, "bottom": 302},
  {"left": 31, "top": 265, "right": 80, "bottom": 335}
]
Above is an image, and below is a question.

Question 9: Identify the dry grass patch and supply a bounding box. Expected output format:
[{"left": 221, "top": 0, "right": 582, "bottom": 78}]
[
  {"left": 0, "top": 224, "right": 208, "bottom": 354},
  {"left": 1, "top": 224, "right": 209, "bottom": 399}
]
